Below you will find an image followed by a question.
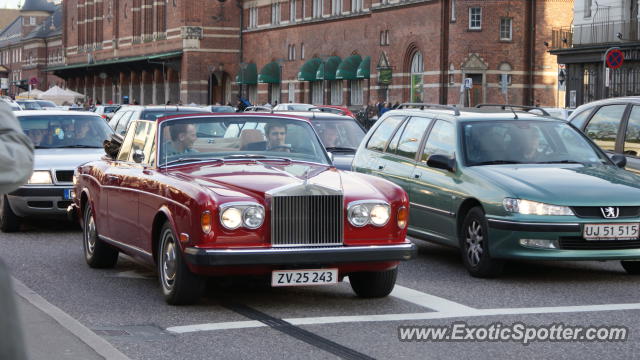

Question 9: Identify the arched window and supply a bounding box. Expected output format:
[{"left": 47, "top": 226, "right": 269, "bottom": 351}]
[{"left": 410, "top": 51, "right": 423, "bottom": 102}]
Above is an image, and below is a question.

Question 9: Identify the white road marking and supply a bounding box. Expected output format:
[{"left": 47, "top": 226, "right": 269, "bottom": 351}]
[
  {"left": 165, "top": 281, "right": 640, "bottom": 334},
  {"left": 12, "top": 277, "right": 130, "bottom": 360},
  {"left": 389, "top": 284, "right": 476, "bottom": 313},
  {"left": 167, "top": 302, "right": 640, "bottom": 334}
]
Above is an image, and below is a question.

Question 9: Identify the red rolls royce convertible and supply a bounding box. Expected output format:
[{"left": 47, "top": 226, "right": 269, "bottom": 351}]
[{"left": 69, "top": 113, "right": 416, "bottom": 304}]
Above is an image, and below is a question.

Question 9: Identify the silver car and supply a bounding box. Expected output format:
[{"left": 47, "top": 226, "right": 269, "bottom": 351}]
[{"left": 1, "top": 110, "right": 113, "bottom": 232}]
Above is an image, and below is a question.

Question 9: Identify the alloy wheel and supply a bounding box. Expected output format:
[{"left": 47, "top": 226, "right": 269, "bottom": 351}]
[
  {"left": 465, "top": 220, "right": 484, "bottom": 267},
  {"left": 84, "top": 210, "right": 97, "bottom": 256}
]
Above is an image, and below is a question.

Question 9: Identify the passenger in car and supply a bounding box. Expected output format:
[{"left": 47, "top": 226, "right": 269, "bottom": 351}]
[
  {"left": 320, "top": 126, "right": 339, "bottom": 147},
  {"left": 243, "top": 123, "right": 291, "bottom": 152},
  {"left": 165, "top": 123, "right": 198, "bottom": 156}
]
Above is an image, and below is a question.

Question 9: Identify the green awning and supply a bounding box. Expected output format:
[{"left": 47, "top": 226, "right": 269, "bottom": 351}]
[
  {"left": 236, "top": 62, "right": 258, "bottom": 85},
  {"left": 336, "top": 54, "right": 362, "bottom": 80},
  {"left": 356, "top": 56, "right": 371, "bottom": 78},
  {"left": 297, "top": 58, "right": 322, "bottom": 81},
  {"left": 316, "top": 56, "right": 341, "bottom": 80},
  {"left": 46, "top": 51, "right": 183, "bottom": 72},
  {"left": 258, "top": 62, "right": 281, "bottom": 83}
]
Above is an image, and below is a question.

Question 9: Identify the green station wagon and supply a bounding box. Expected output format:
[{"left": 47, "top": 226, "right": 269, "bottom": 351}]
[{"left": 353, "top": 105, "right": 640, "bottom": 277}]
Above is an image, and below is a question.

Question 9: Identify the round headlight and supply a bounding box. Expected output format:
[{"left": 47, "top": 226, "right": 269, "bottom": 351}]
[
  {"left": 370, "top": 204, "right": 390, "bottom": 226},
  {"left": 243, "top": 206, "right": 264, "bottom": 229},
  {"left": 221, "top": 207, "right": 242, "bottom": 230},
  {"left": 348, "top": 204, "right": 369, "bottom": 227}
]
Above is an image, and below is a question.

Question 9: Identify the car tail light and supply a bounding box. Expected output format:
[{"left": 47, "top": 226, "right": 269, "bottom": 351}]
[
  {"left": 201, "top": 211, "right": 212, "bottom": 234},
  {"left": 397, "top": 206, "right": 408, "bottom": 229}
]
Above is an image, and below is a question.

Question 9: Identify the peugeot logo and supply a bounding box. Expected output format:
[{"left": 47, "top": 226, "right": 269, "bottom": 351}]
[{"left": 601, "top": 207, "right": 620, "bottom": 219}]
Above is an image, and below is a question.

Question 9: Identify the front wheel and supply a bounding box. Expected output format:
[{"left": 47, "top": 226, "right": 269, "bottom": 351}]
[
  {"left": 460, "top": 207, "right": 504, "bottom": 278},
  {"left": 349, "top": 267, "right": 397, "bottom": 298},
  {"left": 83, "top": 203, "right": 119, "bottom": 268},
  {"left": 0, "top": 195, "right": 21, "bottom": 233},
  {"left": 621, "top": 260, "right": 640, "bottom": 275},
  {"left": 158, "top": 222, "right": 204, "bottom": 305}
]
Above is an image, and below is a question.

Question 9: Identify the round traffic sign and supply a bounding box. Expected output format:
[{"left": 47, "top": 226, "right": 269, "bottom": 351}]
[{"left": 606, "top": 49, "right": 624, "bottom": 69}]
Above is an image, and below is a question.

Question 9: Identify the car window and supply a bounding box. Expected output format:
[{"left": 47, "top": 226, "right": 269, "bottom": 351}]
[
  {"left": 109, "top": 111, "right": 125, "bottom": 128},
  {"left": 158, "top": 117, "right": 329, "bottom": 166},
  {"left": 463, "top": 120, "right": 609, "bottom": 165},
  {"left": 584, "top": 105, "right": 626, "bottom": 152},
  {"left": 570, "top": 109, "right": 592, "bottom": 128},
  {"left": 117, "top": 121, "right": 138, "bottom": 161},
  {"left": 311, "top": 119, "right": 365, "bottom": 149},
  {"left": 395, "top": 117, "right": 432, "bottom": 159},
  {"left": 128, "top": 121, "right": 152, "bottom": 163},
  {"left": 18, "top": 101, "right": 41, "bottom": 110},
  {"left": 386, "top": 118, "right": 408, "bottom": 154},
  {"left": 115, "top": 111, "right": 134, "bottom": 135},
  {"left": 624, "top": 106, "right": 640, "bottom": 157},
  {"left": 18, "top": 114, "right": 113, "bottom": 149},
  {"left": 422, "top": 120, "right": 455, "bottom": 161},
  {"left": 366, "top": 115, "right": 405, "bottom": 152}
]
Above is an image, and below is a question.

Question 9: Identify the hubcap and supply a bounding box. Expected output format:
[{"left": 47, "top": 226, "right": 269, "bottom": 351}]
[
  {"left": 465, "top": 220, "right": 484, "bottom": 267},
  {"left": 161, "top": 229, "right": 177, "bottom": 291},
  {"left": 84, "top": 211, "right": 96, "bottom": 256}
]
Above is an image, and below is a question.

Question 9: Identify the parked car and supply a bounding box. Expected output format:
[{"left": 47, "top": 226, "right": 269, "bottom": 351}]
[
  {"left": 568, "top": 97, "right": 640, "bottom": 173},
  {"left": 272, "top": 111, "right": 366, "bottom": 170},
  {"left": 93, "top": 105, "right": 120, "bottom": 120},
  {"left": 312, "top": 105, "right": 356, "bottom": 118},
  {"left": 536, "top": 107, "right": 574, "bottom": 120},
  {"left": 15, "top": 100, "right": 43, "bottom": 110},
  {"left": 34, "top": 100, "right": 61, "bottom": 110},
  {"left": 243, "top": 105, "right": 272, "bottom": 112},
  {"left": 206, "top": 105, "right": 236, "bottom": 113},
  {"left": 69, "top": 113, "right": 416, "bottom": 304},
  {"left": 1, "top": 111, "right": 113, "bottom": 232},
  {"left": 353, "top": 105, "right": 640, "bottom": 277},
  {"left": 108, "top": 105, "right": 207, "bottom": 136},
  {"left": 272, "top": 103, "right": 315, "bottom": 111},
  {"left": 1, "top": 98, "right": 22, "bottom": 111}
]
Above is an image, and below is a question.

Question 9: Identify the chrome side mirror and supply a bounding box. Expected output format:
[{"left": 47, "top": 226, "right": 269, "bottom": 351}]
[{"left": 132, "top": 149, "right": 145, "bottom": 164}]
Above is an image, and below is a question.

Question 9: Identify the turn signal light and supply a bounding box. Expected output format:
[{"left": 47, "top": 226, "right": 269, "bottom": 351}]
[
  {"left": 397, "top": 206, "right": 408, "bottom": 229},
  {"left": 201, "top": 211, "right": 212, "bottom": 234}
]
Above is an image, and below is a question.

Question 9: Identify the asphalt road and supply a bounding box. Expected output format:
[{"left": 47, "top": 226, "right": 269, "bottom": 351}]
[{"left": 1, "top": 218, "right": 639, "bottom": 360}]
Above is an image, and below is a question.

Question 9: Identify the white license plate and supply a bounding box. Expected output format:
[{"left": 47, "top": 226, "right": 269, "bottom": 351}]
[
  {"left": 583, "top": 223, "right": 640, "bottom": 240},
  {"left": 271, "top": 269, "right": 338, "bottom": 287}
]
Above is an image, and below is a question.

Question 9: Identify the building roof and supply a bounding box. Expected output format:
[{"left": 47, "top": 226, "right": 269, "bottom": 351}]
[
  {"left": 0, "top": 16, "right": 22, "bottom": 48},
  {"left": 23, "top": 5, "right": 61, "bottom": 40},
  {"left": 20, "top": 0, "right": 57, "bottom": 13},
  {"left": 0, "top": 9, "right": 20, "bottom": 30}
]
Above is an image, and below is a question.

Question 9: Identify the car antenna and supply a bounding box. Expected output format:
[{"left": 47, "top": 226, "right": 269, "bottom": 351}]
[{"left": 509, "top": 106, "right": 518, "bottom": 120}]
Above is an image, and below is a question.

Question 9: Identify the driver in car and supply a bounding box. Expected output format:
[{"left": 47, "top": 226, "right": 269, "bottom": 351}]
[
  {"left": 265, "top": 123, "right": 291, "bottom": 152},
  {"left": 165, "top": 123, "right": 198, "bottom": 156}
]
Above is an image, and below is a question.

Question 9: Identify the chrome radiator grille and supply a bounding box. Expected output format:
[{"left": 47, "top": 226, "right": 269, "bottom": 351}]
[{"left": 271, "top": 195, "right": 343, "bottom": 246}]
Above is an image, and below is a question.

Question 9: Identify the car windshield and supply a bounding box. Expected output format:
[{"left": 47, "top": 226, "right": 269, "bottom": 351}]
[
  {"left": 463, "top": 120, "right": 610, "bottom": 166},
  {"left": 36, "top": 100, "right": 57, "bottom": 108},
  {"left": 18, "top": 114, "right": 114, "bottom": 149},
  {"left": 141, "top": 109, "right": 206, "bottom": 120},
  {"left": 210, "top": 106, "right": 235, "bottom": 112},
  {"left": 158, "top": 117, "right": 330, "bottom": 166},
  {"left": 311, "top": 119, "right": 365, "bottom": 150},
  {"left": 17, "top": 101, "right": 42, "bottom": 110},
  {"left": 101, "top": 106, "right": 119, "bottom": 113}
]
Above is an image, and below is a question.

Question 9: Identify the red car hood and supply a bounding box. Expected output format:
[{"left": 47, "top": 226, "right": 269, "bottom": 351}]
[{"left": 166, "top": 161, "right": 385, "bottom": 201}]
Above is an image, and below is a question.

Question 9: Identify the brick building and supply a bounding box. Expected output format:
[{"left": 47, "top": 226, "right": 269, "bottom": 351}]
[
  {"left": 49, "top": 0, "right": 572, "bottom": 107},
  {"left": 240, "top": 0, "right": 573, "bottom": 108},
  {"left": 0, "top": 0, "right": 64, "bottom": 97},
  {"left": 51, "top": 0, "right": 243, "bottom": 105}
]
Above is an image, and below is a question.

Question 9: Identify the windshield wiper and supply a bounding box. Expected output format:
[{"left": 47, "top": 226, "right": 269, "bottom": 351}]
[
  {"left": 471, "top": 160, "right": 524, "bottom": 166},
  {"left": 325, "top": 146, "right": 357, "bottom": 153},
  {"left": 224, "top": 154, "right": 292, "bottom": 162},
  {"left": 534, "top": 160, "right": 583, "bottom": 164},
  {"left": 163, "top": 157, "right": 223, "bottom": 166}
]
